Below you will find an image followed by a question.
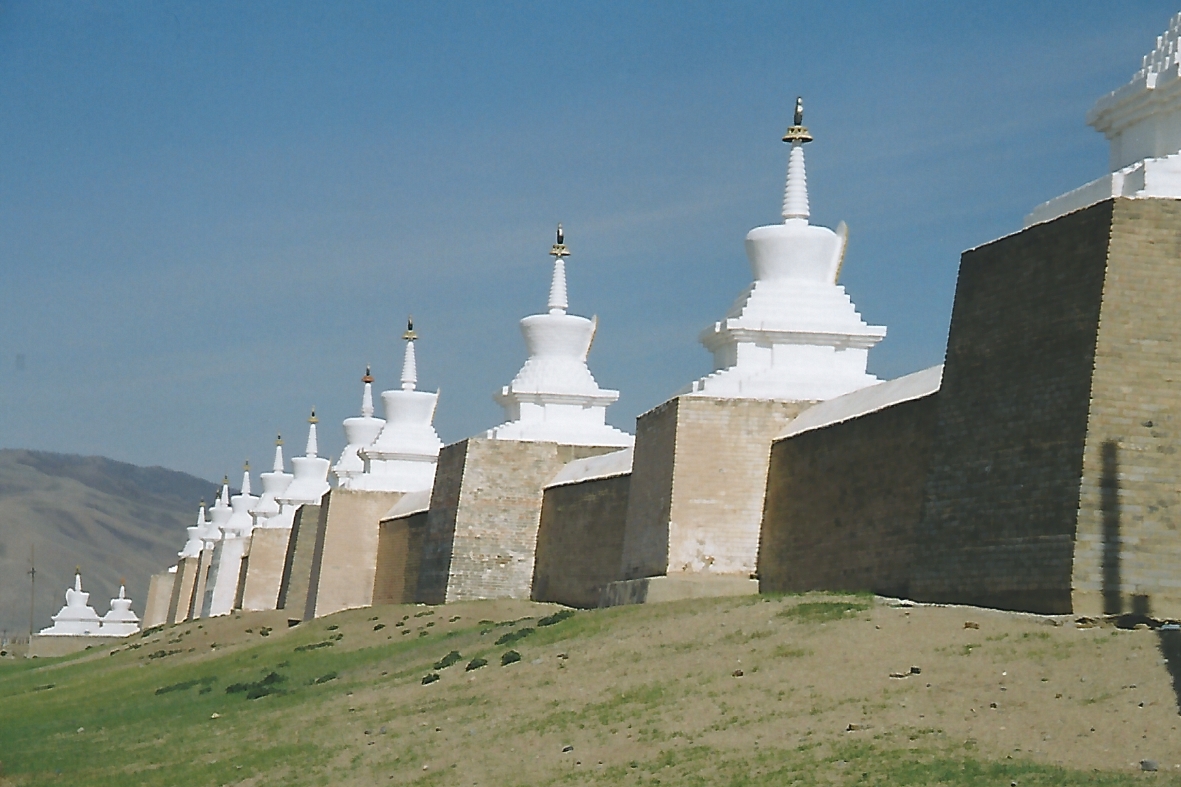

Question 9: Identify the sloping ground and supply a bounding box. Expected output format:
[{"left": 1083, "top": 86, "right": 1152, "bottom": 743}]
[
  {"left": 1, "top": 593, "right": 1180, "bottom": 786},
  {"left": 0, "top": 450, "right": 217, "bottom": 635}
]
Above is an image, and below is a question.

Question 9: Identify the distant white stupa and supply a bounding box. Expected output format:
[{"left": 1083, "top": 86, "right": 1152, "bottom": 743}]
[
  {"left": 333, "top": 368, "right": 386, "bottom": 488},
  {"left": 203, "top": 478, "right": 232, "bottom": 545},
  {"left": 684, "top": 98, "right": 885, "bottom": 401},
  {"left": 353, "top": 319, "right": 444, "bottom": 492},
  {"left": 179, "top": 500, "right": 207, "bottom": 559},
  {"left": 278, "top": 412, "right": 331, "bottom": 506},
  {"left": 39, "top": 570, "right": 102, "bottom": 636},
  {"left": 487, "top": 226, "right": 632, "bottom": 446},
  {"left": 99, "top": 583, "right": 141, "bottom": 637},
  {"left": 251, "top": 436, "right": 295, "bottom": 528},
  {"left": 206, "top": 463, "right": 258, "bottom": 617},
  {"left": 1028, "top": 12, "right": 1181, "bottom": 225}
]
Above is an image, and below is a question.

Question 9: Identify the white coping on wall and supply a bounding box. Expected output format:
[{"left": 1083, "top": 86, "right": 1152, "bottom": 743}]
[
  {"left": 776, "top": 364, "right": 943, "bottom": 441},
  {"left": 546, "top": 447, "right": 634, "bottom": 489},
  {"left": 381, "top": 488, "right": 431, "bottom": 521}
]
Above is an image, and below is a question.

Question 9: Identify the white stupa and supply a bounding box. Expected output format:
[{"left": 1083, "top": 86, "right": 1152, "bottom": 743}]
[
  {"left": 203, "top": 478, "right": 232, "bottom": 546},
  {"left": 278, "top": 411, "right": 331, "bottom": 506},
  {"left": 684, "top": 98, "right": 885, "bottom": 401},
  {"left": 1028, "top": 12, "right": 1181, "bottom": 225},
  {"left": 250, "top": 436, "right": 295, "bottom": 528},
  {"left": 206, "top": 463, "right": 259, "bottom": 617},
  {"left": 333, "top": 368, "right": 386, "bottom": 488},
  {"left": 39, "top": 570, "right": 102, "bottom": 636},
  {"left": 99, "top": 583, "right": 140, "bottom": 637},
  {"left": 487, "top": 226, "right": 632, "bottom": 447},
  {"left": 353, "top": 319, "right": 444, "bottom": 492},
  {"left": 179, "top": 500, "right": 207, "bottom": 559}
]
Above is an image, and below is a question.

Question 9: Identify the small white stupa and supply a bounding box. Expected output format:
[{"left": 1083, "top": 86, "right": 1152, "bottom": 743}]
[
  {"left": 99, "top": 582, "right": 140, "bottom": 637},
  {"left": 206, "top": 463, "right": 258, "bottom": 617},
  {"left": 203, "top": 478, "right": 232, "bottom": 546},
  {"left": 39, "top": 570, "right": 102, "bottom": 636},
  {"left": 684, "top": 98, "right": 885, "bottom": 401},
  {"left": 250, "top": 435, "right": 295, "bottom": 528},
  {"left": 353, "top": 319, "right": 444, "bottom": 492},
  {"left": 1028, "top": 12, "right": 1181, "bottom": 225},
  {"left": 487, "top": 226, "right": 632, "bottom": 447},
  {"left": 278, "top": 411, "right": 331, "bottom": 506},
  {"left": 179, "top": 500, "right": 207, "bottom": 559},
  {"left": 333, "top": 368, "right": 386, "bottom": 488}
]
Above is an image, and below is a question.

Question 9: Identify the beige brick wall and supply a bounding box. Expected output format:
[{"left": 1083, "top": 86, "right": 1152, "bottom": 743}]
[
  {"left": 309, "top": 489, "right": 403, "bottom": 618},
  {"left": 277, "top": 503, "right": 322, "bottom": 618},
  {"left": 532, "top": 473, "right": 631, "bottom": 608},
  {"left": 372, "top": 512, "right": 428, "bottom": 606},
  {"left": 187, "top": 551, "right": 213, "bottom": 621},
  {"left": 1073, "top": 199, "right": 1181, "bottom": 618},
  {"left": 239, "top": 528, "right": 292, "bottom": 612},
  {"left": 143, "top": 570, "right": 175, "bottom": 629},
  {"left": 621, "top": 395, "right": 810, "bottom": 580},
  {"left": 758, "top": 394, "right": 939, "bottom": 597},
  {"left": 418, "top": 437, "right": 617, "bottom": 603}
]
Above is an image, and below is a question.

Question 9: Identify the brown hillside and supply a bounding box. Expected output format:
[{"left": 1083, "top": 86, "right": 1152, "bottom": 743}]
[{"left": 0, "top": 449, "right": 217, "bottom": 635}]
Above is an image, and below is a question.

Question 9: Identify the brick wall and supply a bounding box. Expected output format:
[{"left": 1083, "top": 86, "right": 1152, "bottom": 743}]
[
  {"left": 1073, "top": 199, "right": 1181, "bottom": 618},
  {"left": 758, "top": 394, "right": 939, "bottom": 597},
  {"left": 532, "top": 473, "right": 631, "bottom": 608},
  {"left": 239, "top": 528, "right": 291, "bottom": 612},
  {"left": 417, "top": 437, "right": 617, "bottom": 603},
  {"left": 621, "top": 395, "right": 809, "bottom": 580},
  {"left": 143, "top": 570, "right": 175, "bottom": 629},
  {"left": 277, "top": 503, "right": 321, "bottom": 616},
  {"left": 912, "top": 201, "right": 1114, "bottom": 613},
  {"left": 309, "top": 489, "right": 402, "bottom": 618},
  {"left": 372, "top": 512, "right": 428, "bottom": 605}
]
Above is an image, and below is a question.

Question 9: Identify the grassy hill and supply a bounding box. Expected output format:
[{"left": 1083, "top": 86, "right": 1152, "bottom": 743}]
[
  {"left": 2, "top": 592, "right": 1179, "bottom": 786},
  {"left": 0, "top": 450, "right": 218, "bottom": 635}
]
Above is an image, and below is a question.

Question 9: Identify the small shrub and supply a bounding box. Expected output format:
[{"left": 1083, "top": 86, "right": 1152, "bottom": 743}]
[
  {"left": 495, "top": 627, "right": 535, "bottom": 646},
  {"left": 155, "top": 676, "right": 216, "bottom": 696},
  {"left": 313, "top": 672, "right": 337, "bottom": 685},
  {"left": 538, "top": 609, "right": 575, "bottom": 627},
  {"left": 777, "top": 600, "right": 870, "bottom": 623},
  {"left": 501, "top": 650, "right": 521, "bottom": 666},
  {"left": 414, "top": 610, "right": 434, "bottom": 618},
  {"left": 294, "top": 640, "right": 336, "bottom": 653},
  {"left": 422, "top": 673, "right": 440, "bottom": 685},
  {"left": 259, "top": 627, "right": 272, "bottom": 637},
  {"left": 326, "top": 625, "right": 339, "bottom": 631},
  {"left": 465, "top": 657, "right": 488, "bottom": 671},
  {"left": 373, "top": 624, "right": 386, "bottom": 631},
  {"left": 140, "top": 625, "right": 165, "bottom": 638},
  {"left": 434, "top": 650, "right": 463, "bottom": 670},
  {"left": 226, "top": 672, "right": 287, "bottom": 700}
]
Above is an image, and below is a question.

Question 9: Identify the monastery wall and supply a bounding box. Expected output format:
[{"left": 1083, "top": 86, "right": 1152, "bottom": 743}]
[
  {"left": 276, "top": 503, "right": 322, "bottom": 618},
  {"left": 417, "top": 437, "right": 617, "bottom": 604},
  {"left": 532, "top": 473, "right": 631, "bottom": 608},
  {"left": 239, "top": 528, "right": 292, "bottom": 612},
  {"left": 169, "top": 555, "right": 201, "bottom": 624},
  {"left": 372, "top": 511, "right": 428, "bottom": 605},
  {"left": 758, "top": 393, "right": 938, "bottom": 597},
  {"left": 142, "top": 570, "right": 174, "bottom": 629},
  {"left": 1072, "top": 198, "right": 1181, "bottom": 618},
  {"left": 620, "top": 396, "right": 809, "bottom": 582},
  {"left": 912, "top": 201, "right": 1114, "bottom": 613},
  {"left": 308, "top": 489, "right": 403, "bottom": 618}
]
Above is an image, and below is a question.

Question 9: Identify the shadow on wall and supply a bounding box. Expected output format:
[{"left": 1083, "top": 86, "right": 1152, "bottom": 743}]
[
  {"left": 1101, "top": 440, "right": 1121, "bottom": 616},
  {"left": 1159, "top": 629, "right": 1181, "bottom": 715}
]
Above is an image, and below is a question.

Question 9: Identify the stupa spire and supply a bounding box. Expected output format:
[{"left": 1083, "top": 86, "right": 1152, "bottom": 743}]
[
  {"left": 401, "top": 318, "right": 418, "bottom": 391},
  {"left": 219, "top": 476, "right": 230, "bottom": 506},
  {"left": 240, "top": 461, "right": 251, "bottom": 496},
  {"left": 548, "top": 223, "right": 570, "bottom": 315},
  {"left": 781, "top": 96, "right": 813, "bottom": 223},
  {"left": 305, "top": 410, "right": 319, "bottom": 457},
  {"left": 272, "top": 435, "right": 284, "bottom": 472},
  {"left": 361, "top": 366, "right": 375, "bottom": 417}
]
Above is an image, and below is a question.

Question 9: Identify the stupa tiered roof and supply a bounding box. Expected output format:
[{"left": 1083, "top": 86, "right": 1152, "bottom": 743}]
[
  {"left": 684, "top": 98, "right": 885, "bottom": 401},
  {"left": 38, "top": 570, "right": 102, "bottom": 636},
  {"left": 487, "top": 226, "right": 632, "bottom": 447},
  {"left": 278, "top": 411, "right": 331, "bottom": 506},
  {"left": 333, "top": 368, "right": 386, "bottom": 488}
]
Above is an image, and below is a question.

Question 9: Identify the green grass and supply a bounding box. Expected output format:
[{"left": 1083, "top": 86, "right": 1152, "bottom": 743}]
[{"left": 777, "top": 598, "right": 872, "bottom": 623}]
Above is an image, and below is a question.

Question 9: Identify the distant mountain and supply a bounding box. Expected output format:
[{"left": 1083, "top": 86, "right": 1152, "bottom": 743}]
[{"left": 0, "top": 450, "right": 219, "bottom": 635}]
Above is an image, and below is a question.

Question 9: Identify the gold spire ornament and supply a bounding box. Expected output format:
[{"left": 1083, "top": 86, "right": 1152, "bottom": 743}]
[
  {"left": 403, "top": 317, "right": 417, "bottom": 341},
  {"left": 550, "top": 223, "right": 570, "bottom": 258},
  {"left": 362, "top": 365, "right": 374, "bottom": 384},
  {"left": 782, "top": 96, "right": 813, "bottom": 144}
]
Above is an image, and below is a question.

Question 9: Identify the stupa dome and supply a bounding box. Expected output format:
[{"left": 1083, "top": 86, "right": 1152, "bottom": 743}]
[
  {"left": 280, "top": 411, "right": 331, "bottom": 506},
  {"left": 38, "top": 570, "right": 102, "bottom": 636},
  {"left": 99, "top": 583, "right": 140, "bottom": 636},
  {"left": 333, "top": 368, "right": 386, "bottom": 487}
]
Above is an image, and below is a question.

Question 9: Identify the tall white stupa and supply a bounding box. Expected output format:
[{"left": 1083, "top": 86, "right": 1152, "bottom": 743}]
[
  {"left": 1027, "top": 12, "right": 1181, "bottom": 225},
  {"left": 203, "top": 478, "right": 232, "bottom": 546},
  {"left": 180, "top": 500, "right": 207, "bottom": 559},
  {"left": 39, "top": 570, "right": 102, "bottom": 636},
  {"left": 353, "top": 319, "right": 444, "bottom": 492},
  {"left": 333, "top": 368, "right": 386, "bottom": 488},
  {"left": 251, "top": 436, "right": 295, "bottom": 528},
  {"left": 684, "top": 98, "right": 885, "bottom": 401},
  {"left": 278, "top": 411, "right": 331, "bottom": 506},
  {"left": 99, "top": 583, "right": 140, "bottom": 636},
  {"left": 487, "top": 226, "right": 632, "bottom": 446},
  {"left": 206, "top": 463, "right": 258, "bottom": 617}
]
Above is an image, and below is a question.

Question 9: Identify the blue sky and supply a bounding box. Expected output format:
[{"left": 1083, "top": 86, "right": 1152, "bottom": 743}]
[{"left": 0, "top": 1, "right": 1176, "bottom": 484}]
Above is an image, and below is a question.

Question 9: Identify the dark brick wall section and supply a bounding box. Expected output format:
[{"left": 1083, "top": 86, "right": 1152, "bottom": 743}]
[
  {"left": 913, "top": 200, "right": 1115, "bottom": 613},
  {"left": 758, "top": 394, "right": 939, "bottom": 598},
  {"left": 415, "top": 439, "right": 469, "bottom": 605},
  {"left": 532, "top": 474, "right": 631, "bottom": 608},
  {"left": 620, "top": 398, "right": 679, "bottom": 580},
  {"left": 372, "top": 512, "right": 428, "bottom": 606}
]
